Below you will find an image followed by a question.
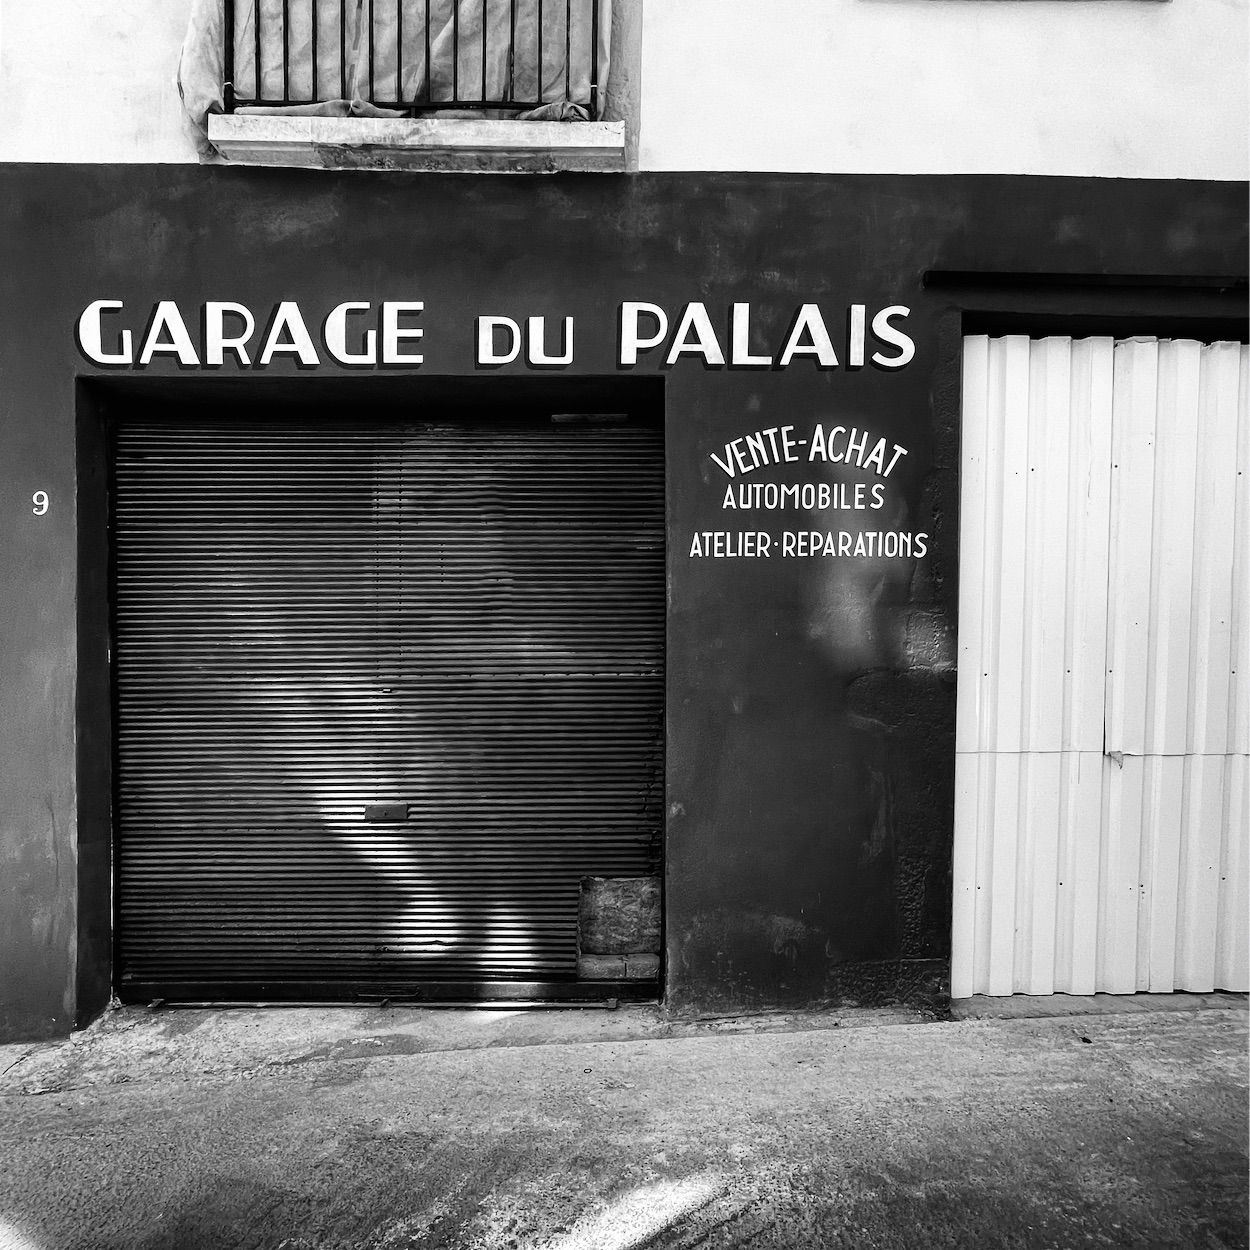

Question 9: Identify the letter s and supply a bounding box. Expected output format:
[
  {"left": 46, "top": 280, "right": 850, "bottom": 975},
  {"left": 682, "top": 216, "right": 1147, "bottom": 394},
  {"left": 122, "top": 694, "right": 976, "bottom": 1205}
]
[{"left": 870, "top": 305, "right": 915, "bottom": 369}]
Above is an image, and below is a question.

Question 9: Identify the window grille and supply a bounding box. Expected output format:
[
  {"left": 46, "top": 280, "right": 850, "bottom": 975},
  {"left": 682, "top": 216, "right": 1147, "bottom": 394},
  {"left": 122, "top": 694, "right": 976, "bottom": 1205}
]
[{"left": 225, "top": 0, "right": 603, "bottom": 117}]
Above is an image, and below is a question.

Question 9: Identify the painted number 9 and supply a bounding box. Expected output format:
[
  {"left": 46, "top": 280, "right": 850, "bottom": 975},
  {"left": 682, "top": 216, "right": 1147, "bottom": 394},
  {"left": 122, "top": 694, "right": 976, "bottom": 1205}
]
[{"left": 32, "top": 490, "right": 49, "bottom": 516}]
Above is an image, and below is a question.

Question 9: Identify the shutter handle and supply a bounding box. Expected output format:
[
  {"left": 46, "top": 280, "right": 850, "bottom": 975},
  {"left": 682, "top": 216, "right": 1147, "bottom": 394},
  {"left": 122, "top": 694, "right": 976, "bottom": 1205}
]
[{"left": 364, "top": 803, "right": 410, "bottom": 822}]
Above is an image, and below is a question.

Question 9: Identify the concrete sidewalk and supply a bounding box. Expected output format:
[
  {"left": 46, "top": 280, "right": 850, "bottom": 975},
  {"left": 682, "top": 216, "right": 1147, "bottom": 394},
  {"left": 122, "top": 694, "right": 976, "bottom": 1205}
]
[{"left": 0, "top": 1001, "right": 1246, "bottom": 1249}]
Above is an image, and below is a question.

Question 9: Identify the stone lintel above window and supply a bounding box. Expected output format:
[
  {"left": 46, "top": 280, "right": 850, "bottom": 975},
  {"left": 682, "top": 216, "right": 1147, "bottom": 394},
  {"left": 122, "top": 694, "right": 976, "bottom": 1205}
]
[{"left": 206, "top": 114, "right": 627, "bottom": 173}]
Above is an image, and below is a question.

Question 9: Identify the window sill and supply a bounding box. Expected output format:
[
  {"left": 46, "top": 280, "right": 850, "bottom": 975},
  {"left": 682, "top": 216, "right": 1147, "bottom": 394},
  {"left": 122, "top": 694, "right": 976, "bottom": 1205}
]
[{"left": 206, "top": 114, "right": 626, "bottom": 173}]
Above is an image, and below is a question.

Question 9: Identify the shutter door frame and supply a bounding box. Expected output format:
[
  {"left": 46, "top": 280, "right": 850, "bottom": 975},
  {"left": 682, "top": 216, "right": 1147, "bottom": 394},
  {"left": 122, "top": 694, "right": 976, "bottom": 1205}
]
[{"left": 109, "top": 392, "right": 666, "bottom": 1004}]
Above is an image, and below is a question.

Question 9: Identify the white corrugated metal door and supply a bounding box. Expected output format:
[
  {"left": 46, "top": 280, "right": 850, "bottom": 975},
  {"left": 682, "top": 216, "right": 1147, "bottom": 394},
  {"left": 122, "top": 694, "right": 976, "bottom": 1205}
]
[{"left": 953, "top": 335, "right": 1248, "bottom": 998}]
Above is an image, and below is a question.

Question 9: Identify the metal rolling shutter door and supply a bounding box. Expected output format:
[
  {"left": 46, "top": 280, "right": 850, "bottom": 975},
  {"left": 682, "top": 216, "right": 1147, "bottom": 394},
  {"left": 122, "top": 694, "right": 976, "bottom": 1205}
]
[{"left": 113, "top": 414, "right": 665, "bottom": 997}]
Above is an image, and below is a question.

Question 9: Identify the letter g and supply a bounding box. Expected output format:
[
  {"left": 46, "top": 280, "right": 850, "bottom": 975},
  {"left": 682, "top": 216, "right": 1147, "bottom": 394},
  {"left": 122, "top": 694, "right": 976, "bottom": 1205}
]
[{"left": 77, "top": 300, "right": 133, "bottom": 365}]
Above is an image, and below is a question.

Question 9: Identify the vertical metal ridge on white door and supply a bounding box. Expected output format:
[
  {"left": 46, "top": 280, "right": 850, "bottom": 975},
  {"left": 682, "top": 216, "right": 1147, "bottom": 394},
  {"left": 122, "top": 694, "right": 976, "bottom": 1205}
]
[{"left": 953, "top": 335, "right": 1249, "bottom": 998}]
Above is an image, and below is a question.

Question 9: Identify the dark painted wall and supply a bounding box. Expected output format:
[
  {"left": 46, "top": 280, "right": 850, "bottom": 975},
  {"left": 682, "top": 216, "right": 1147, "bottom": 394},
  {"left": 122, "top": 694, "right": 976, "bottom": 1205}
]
[{"left": 0, "top": 167, "right": 1244, "bottom": 1039}]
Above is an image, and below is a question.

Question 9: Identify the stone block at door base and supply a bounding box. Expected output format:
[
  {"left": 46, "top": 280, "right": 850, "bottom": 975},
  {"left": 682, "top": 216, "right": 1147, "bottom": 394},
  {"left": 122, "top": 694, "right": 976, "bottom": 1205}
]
[
  {"left": 578, "top": 875, "right": 661, "bottom": 954},
  {"left": 578, "top": 954, "right": 626, "bottom": 979},
  {"left": 624, "top": 953, "right": 660, "bottom": 979},
  {"left": 577, "top": 952, "right": 660, "bottom": 981}
]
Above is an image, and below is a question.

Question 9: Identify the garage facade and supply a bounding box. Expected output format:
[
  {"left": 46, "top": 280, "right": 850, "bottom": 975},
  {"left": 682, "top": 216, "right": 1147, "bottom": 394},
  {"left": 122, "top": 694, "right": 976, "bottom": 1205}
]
[{"left": 0, "top": 170, "right": 1244, "bottom": 1039}]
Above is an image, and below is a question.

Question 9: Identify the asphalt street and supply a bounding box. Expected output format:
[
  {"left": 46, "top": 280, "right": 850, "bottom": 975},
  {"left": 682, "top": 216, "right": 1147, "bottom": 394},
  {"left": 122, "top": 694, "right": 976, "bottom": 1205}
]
[{"left": 0, "top": 1003, "right": 1245, "bottom": 1249}]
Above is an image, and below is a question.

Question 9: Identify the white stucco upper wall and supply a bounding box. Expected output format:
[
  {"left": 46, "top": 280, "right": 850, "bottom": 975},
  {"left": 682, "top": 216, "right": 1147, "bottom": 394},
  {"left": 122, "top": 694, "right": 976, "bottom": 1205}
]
[
  {"left": 1, "top": 0, "right": 1247, "bottom": 177},
  {"left": 640, "top": 0, "right": 1249, "bottom": 178},
  {"left": 0, "top": 0, "right": 199, "bottom": 162}
]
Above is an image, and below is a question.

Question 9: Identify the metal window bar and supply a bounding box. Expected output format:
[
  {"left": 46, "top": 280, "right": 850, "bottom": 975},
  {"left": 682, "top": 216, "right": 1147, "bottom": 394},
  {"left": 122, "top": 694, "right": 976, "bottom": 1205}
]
[{"left": 226, "top": 0, "right": 600, "bottom": 115}]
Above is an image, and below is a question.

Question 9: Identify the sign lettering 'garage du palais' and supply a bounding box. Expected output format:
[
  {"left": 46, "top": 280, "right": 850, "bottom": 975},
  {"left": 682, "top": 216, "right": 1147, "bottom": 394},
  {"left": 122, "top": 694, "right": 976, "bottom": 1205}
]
[{"left": 76, "top": 297, "right": 925, "bottom": 561}]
